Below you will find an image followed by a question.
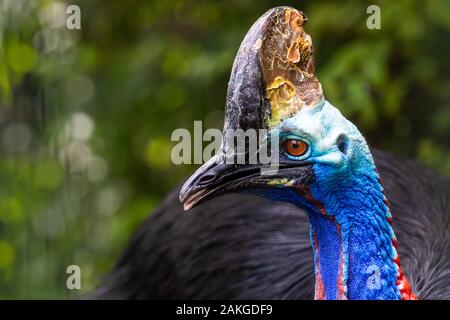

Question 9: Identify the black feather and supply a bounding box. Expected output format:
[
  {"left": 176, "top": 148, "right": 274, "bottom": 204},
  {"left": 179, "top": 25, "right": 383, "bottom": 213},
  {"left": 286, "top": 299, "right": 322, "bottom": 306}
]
[{"left": 92, "top": 149, "right": 450, "bottom": 299}]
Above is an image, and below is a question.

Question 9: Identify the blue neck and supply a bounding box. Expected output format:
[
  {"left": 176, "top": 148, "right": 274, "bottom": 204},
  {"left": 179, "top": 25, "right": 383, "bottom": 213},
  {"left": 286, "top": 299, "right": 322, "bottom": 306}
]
[
  {"left": 252, "top": 164, "right": 403, "bottom": 299},
  {"left": 301, "top": 164, "right": 401, "bottom": 300}
]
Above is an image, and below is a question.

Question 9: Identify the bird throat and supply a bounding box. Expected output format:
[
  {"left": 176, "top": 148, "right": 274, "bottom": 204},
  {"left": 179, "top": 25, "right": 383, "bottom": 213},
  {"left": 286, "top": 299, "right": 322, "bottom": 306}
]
[{"left": 295, "top": 173, "right": 417, "bottom": 300}]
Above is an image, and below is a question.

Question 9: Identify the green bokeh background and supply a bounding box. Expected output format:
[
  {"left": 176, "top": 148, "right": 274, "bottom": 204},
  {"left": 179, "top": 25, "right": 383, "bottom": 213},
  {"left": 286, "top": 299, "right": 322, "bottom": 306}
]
[{"left": 0, "top": 0, "right": 449, "bottom": 298}]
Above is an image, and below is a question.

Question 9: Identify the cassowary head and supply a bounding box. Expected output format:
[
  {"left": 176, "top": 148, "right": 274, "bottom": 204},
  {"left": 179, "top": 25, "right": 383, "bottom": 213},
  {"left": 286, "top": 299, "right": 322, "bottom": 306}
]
[
  {"left": 180, "top": 6, "right": 374, "bottom": 211},
  {"left": 180, "top": 100, "right": 374, "bottom": 211},
  {"left": 180, "top": 6, "right": 416, "bottom": 300}
]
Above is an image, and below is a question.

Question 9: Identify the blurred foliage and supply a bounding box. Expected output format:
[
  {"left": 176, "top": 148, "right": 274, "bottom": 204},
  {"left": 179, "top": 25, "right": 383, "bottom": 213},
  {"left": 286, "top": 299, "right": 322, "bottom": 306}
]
[{"left": 0, "top": 0, "right": 449, "bottom": 298}]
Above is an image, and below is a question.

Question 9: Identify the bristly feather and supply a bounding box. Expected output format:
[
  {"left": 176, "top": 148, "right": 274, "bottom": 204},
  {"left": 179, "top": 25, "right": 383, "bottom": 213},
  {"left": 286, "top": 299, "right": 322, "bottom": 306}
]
[{"left": 92, "top": 149, "right": 449, "bottom": 300}]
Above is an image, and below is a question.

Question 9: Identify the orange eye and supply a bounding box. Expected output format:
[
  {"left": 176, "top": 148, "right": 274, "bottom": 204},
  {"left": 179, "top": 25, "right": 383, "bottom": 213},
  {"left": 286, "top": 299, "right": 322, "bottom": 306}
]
[{"left": 283, "top": 139, "right": 309, "bottom": 157}]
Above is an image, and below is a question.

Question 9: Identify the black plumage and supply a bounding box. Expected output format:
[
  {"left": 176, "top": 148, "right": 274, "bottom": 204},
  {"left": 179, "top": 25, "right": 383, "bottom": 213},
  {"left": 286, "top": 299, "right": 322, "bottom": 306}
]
[{"left": 92, "top": 149, "right": 450, "bottom": 299}]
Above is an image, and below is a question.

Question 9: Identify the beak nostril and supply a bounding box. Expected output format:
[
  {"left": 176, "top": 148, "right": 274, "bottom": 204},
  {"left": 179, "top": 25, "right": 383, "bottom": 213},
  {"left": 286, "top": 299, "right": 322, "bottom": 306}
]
[{"left": 198, "top": 174, "right": 216, "bottom": 185}]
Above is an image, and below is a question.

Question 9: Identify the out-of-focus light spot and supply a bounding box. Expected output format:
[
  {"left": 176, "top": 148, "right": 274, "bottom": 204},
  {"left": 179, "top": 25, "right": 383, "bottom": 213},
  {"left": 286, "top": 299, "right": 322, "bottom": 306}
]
[
  {"left": 162, "top": 50, "right": 190, "bottom": 77},
  {"left": 38, "top": 28, "right": 76, "bottom": 54},
  {"left": 0, "top": 198, "right": 23, "bottom": 224},
  {"left": 145, "top": 137, "right": 172, "bottom": 169},
  {"left": 0, "top": 241, "right": 15, "bottom": 268},
  {"left": 59, "top": 142, "right": 92, "bottom": 172},
  {"left": 39, "top": 1, "right": 66, "bottom": 28},
  {"left": 87, "top": 156, "right": 108, "bottom": 182},
  {"left": 2, "top": 122, "right": 32, "bottom": 153},
  {"left": 88, "top": 224, "right": 110, "bottom": 251},
  {"left": 32, "top": 209, "right": 65, "bottom": 239},
  {"left": 67, "top": 112, "right": 95, "bottom": 141},
  {"left": 34, "top": 160, "right": 64, "bottom": 189},
  {"left": 95, "top": 187, "right": 123, "bottom": 216},
  {"left": 6, "top": 43, "right": 38, "bottom": 73},
  {"left": 158, "top": 83, "right": 186, "bottom": 110},
  {"left": 39, "top": 29, "right": 60, "bottom": 53},
  {"left": 190, "top": 53, "right": 216, "bottom": 79},
  {"left": 68, "top": 75, "right": 95, "bottom": 105}
]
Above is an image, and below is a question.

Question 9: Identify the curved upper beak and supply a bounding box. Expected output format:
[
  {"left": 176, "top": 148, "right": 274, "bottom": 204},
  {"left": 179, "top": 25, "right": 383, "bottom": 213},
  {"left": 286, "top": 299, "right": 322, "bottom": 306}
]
[
  {"left": 179, "top": 155, "right": 261, "bottom": 210},
  {"left": 179, "top": 156, "right": 225, "bottom": 210}
]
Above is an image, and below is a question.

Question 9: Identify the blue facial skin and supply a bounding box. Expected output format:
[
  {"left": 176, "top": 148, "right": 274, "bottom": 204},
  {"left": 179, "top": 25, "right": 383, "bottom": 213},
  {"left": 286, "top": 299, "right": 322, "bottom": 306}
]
[{"left": 251, "top": 100, "right": 401, "bottom": 300}]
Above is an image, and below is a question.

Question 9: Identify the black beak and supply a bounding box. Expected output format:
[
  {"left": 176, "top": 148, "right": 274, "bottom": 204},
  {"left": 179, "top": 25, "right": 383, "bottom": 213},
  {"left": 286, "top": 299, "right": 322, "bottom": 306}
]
[
  {"left": 179, "top": 156, "right": 261, "bottom": 210},
  {"left": 179, "top": 155, "right": 314, "bottom": 211}
]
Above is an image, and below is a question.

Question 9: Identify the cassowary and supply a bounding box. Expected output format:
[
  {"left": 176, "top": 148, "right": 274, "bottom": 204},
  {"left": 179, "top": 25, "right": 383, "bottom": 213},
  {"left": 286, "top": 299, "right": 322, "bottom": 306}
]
[{"left": 93, "top": 7, "right": 450, "bottom": 300}]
